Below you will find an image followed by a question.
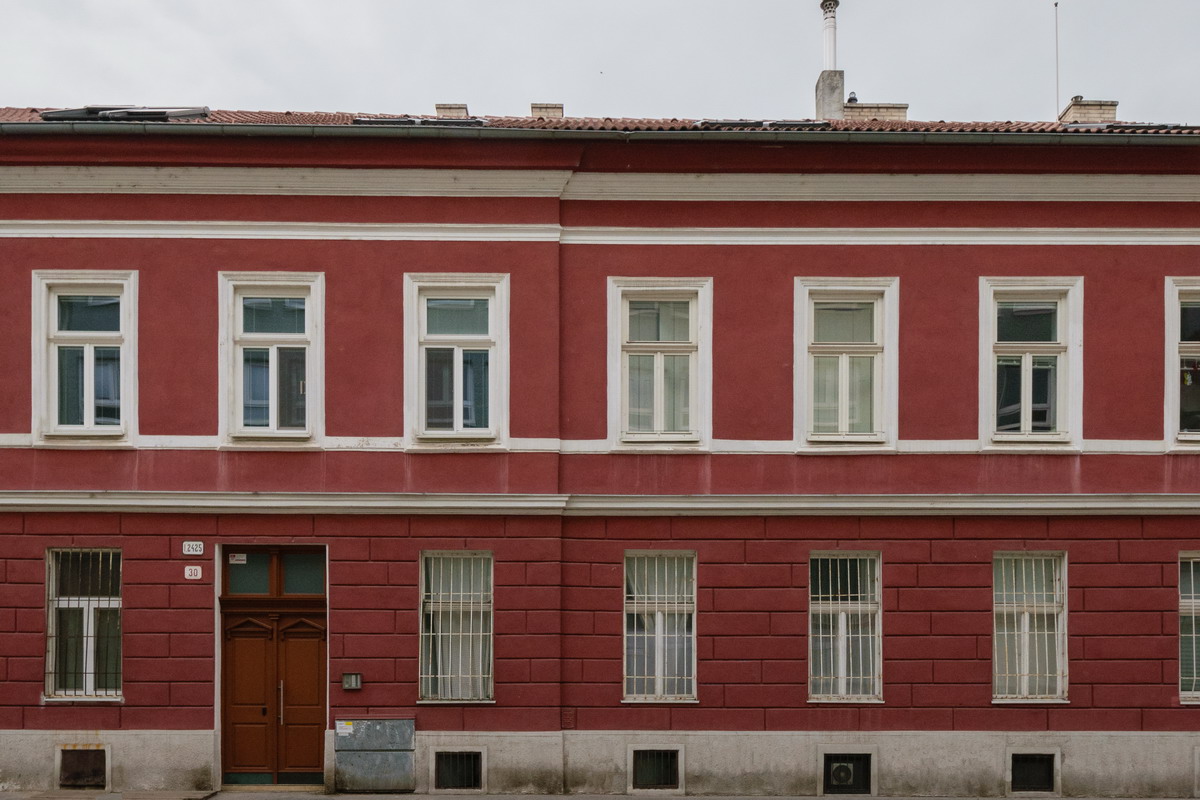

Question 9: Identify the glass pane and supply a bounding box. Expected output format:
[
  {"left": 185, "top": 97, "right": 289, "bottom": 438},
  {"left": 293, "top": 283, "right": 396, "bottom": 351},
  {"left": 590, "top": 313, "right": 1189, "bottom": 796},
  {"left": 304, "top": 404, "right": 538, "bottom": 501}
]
[
  {"left": 242, "top": 349, "right": 270, "bottom": 427},
  {"left": 227, "top": 551, "right": 270, "bottom": 594},
  {"left": 56, "top": 551, "right": 121, "bottom": 597},
  {"left": 812, "top": 356, "right": 839, "bottom": 433},
  {"left": 242, "top": 297, "right": 305, "bottom": 334},
  {"left": 94, "top": 347, "right": 120, "bottom": 426},
  {"left": 625, "top": 611, "right": 656, "bottom": 696},
  {"left": 811, "top": 557, "right": 877, "bottom": 602},
  {"left": 629, "top": 301, "right": 689, "bottom": 343},
  {"left": 1031, "top": 356, "right": 1057, "bottom": 432},
  {"left": 848, "top": 356, "right": 873, "bottom": 434},
  {"left": 846, "top": 612, "right": 877, "bottom": 695},
  {"left": 1182, "top": 560, "right": 1200, "bottom": 602},
  {"left": 627, "top": 354, "right": 654, "bottom": 432},
  {"left": 425, "top": 348, "right": 454, "bottom": 430},
  {"left": 55, "top": 608, "right": 84, "bottom": 691},
  {"left": 814, "top": 302, "right": 873, "bottom": 343},
  {"left": 661, "top": 612, "right": 693, "bottom": 696},
  {"left": 427, "top": 298, "right": 489, "bottom": 336},
  {"left": 992, "top": 611, "right": 1021, "bottom": 696},
  {"left": 58, "top": 296, "right": 119, "bottom": 332},
  {"left": 57, "top": 346, "right": 85, "bottom": 426},
  {"left": 995, "top": 356, "right": 1022, "bottom": 432},
  {"left": 663, "top": 354, "right": 689, "bottom": 432},
  {"left": 809, "top": 612, "right": 837, "bottom": 695},
  {"left": 997, "top": 301, "right": 1057, "bottom": 342},
  {"left": 462, "top": 350, "right": 490, "bottom": 430},
  {"left": 994, "top": 556, "right": 1060, "bottom": 605},
  {"left": 1182, "top": 614, "right": 1200, "bottom": 693},
  {"left": 1182, "top": 303, "right": 1200, "bottom": 342},
  {"left": 283, "top": 552, "right": 325, "bottom": 594},
  {"left": 94, "top": 608, "right": 122, "bottom": 691},
  {"left": 1181, "top": 359, "right": 1200, "bottom": 432},
  {"left": 1028, "top": 612, "right": 1060, "bottom": 696},
  {"left": 277, "top": 347, "right": 306, "bottom": 429},
  {"left": 625, "top": 554, "right": 694, "bottom": 602}
]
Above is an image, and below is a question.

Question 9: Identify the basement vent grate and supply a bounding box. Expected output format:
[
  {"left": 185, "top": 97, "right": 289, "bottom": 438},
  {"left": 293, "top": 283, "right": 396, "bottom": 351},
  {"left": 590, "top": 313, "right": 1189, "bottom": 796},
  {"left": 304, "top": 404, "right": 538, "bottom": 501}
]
[
  {"left": 1011, "top": 754, "right": 1055, "bottom": 793},
  {"left": 60, "top": 749, "right": 106, "bottom": 789},
  {"left": 632, "top": 749, "right": 680, "bottom": 790},
  {"left": 824, "top": 753, "right": 871, "bottom": 795},
  {"left": 434, "top": 751, "right": 482, "bottom": 790}
]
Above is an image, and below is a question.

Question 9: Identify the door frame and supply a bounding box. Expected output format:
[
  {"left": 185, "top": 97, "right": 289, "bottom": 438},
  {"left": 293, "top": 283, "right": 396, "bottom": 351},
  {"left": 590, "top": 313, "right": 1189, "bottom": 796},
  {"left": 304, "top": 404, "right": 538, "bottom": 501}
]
[{"left": 214, "top": 544, "right": 329, "bottom": 786}]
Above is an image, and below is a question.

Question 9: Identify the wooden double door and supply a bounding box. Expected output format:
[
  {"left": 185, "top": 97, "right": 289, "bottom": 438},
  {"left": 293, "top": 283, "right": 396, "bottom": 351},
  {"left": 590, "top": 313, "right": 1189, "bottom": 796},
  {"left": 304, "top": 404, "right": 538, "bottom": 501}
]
[{"left": 221, "top": 612, "right": 326, "bottom": 784}]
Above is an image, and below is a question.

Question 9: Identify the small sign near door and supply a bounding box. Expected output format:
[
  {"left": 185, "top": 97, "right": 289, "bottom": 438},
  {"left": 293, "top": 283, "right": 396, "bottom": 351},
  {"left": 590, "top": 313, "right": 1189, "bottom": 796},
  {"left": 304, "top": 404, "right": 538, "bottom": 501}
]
[
  {"left": 229, "top": 553, "right": 247, "bottom": 565},
  {"left": 184, "top": 565, "right": 203, "bottom": 580},
  {"left": 182, "top": 541, "right": 204, "bottom": 556}
]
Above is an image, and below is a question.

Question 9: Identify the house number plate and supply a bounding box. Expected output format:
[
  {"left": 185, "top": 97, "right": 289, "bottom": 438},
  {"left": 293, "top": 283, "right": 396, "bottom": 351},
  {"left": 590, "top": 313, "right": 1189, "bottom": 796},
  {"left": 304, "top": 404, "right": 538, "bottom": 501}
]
[
  {"left": 182, "top": 541, "right": 204, "bottom": 556},
  {"left": 184, "top": 565, "right": 203, "bottom": 580}
]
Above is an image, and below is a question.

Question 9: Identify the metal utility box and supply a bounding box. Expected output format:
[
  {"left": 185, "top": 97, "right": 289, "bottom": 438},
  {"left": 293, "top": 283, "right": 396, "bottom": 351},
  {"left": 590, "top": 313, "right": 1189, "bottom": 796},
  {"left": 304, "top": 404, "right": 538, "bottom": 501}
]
[{"left": 334, "top": 718, "right": 415, "bottom": 792}]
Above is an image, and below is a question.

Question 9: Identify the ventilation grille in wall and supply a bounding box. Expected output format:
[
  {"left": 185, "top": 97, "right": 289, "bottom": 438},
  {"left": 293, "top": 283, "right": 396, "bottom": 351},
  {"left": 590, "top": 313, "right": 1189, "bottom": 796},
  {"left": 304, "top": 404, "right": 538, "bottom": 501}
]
[
  {"left": 435, "top": 751, "right": 482, "bottom": 790},
  {"left": 60, "top": 749, "right": 106, "bottom": 789},
  {"left": 1011, "top": 754, "right": 1056, "bottom": 793},
  {"left": 824, "top": 753, "right": 871, "bottom": 795},
  {"left": 632, "top": 749, "right": 680, "bottom": 790}
]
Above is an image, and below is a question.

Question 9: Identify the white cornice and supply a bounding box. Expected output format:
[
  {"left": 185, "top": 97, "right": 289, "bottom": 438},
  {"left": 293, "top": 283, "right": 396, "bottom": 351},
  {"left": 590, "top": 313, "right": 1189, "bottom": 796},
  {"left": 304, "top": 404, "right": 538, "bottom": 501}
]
[
  {"left": 0, "top": 166, "right": 574, "bottom": 197},
  {"left": 562, "top": 173, "right": 1200, "bottom": 202},
  {"left": 6, "top": 220, "right": 1200, "bottom": 246},
  {"left": 4, "top": 167, "right": 1200, "bottom": 203},
  {"left": 0, "top": 490, "right": 1197, "bottom": 515}
]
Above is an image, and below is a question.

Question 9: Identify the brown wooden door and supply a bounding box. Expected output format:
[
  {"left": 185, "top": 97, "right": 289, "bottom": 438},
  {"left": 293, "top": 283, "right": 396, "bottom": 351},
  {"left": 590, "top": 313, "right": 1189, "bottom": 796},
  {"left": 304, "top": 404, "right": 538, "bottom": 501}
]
[{"left": 222, "top": 613, "right": 326, "bottom": 785}]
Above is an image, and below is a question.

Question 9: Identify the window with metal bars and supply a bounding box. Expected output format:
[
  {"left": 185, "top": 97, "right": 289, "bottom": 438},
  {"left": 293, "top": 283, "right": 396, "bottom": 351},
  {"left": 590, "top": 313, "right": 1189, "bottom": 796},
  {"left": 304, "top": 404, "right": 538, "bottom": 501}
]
[
  {"left": 809, "top": 554, "right": 882, "bottom": 700},
  {"left": 624, "top": 552, "right": 696, "bottom": 701},
  {"left": 419, "top": 553, "right": 493, "bottom": 701},
  {"left": 45, "top": 549, "right": 122, "bottom": 697},
  {"left": 1180, "top": 557, "right": 1200, "bottom": 700},
  {"left": 992, "top": 553, "right": 1066, "bottom": 700}
]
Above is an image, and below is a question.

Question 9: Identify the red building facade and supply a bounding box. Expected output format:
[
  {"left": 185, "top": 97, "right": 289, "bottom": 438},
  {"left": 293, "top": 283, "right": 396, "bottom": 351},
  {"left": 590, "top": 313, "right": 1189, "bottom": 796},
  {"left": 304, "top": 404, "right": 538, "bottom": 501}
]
[{"left": 1, "top": 107, "right": 1200, "bottom": 795}]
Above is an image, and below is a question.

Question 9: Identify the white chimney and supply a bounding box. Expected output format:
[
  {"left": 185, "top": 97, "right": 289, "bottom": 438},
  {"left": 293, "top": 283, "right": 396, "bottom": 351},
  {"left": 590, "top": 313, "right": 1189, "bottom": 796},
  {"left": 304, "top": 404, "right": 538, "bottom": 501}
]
[
  {"left": 1057, "top": 95, "right": 1119, "bottom": 124},
  {"left": 434, "top": 103, "right": 469, "bottom": 119},
  {"left": 531, "top": 103, "right": 564, "bottom": 119},
  {"left": 814, "top": 0, "right": 845, "bottom": 119}
]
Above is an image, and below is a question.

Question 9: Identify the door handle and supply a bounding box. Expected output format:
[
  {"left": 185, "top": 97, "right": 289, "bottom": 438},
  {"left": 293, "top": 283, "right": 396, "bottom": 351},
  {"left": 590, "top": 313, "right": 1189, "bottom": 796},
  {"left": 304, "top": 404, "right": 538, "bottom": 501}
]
[{"left": 278, "top": 680, "right": 284, "bottom": 726}]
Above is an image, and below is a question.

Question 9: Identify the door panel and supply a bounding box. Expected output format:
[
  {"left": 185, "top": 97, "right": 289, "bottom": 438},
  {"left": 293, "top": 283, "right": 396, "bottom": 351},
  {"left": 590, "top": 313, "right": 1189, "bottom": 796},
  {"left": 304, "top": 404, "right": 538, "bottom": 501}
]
[{"left": 222, "top": 613, "right": 325, "bottom": 784}]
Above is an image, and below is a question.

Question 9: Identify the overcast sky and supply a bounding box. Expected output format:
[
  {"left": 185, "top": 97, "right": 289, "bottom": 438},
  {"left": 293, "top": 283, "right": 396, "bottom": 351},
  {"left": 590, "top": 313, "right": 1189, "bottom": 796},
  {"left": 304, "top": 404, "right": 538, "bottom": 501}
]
[{"left": 2, "top": 0, "right": 1197, "bottom": 124}]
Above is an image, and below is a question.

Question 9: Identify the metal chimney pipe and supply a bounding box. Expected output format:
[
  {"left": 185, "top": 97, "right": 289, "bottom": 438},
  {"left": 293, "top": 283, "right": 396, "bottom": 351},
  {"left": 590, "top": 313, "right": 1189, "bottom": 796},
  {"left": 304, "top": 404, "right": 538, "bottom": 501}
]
[{"left": 821, "top": 0, "right": 840, "bottom": 71}]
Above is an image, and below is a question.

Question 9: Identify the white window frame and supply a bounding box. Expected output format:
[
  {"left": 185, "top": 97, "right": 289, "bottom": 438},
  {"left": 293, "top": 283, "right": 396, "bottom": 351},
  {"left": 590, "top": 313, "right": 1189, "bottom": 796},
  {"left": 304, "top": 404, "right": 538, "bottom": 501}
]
[
  {"left": 807, "top": 552, "right": 883, "bottom": 703},
  {"left": 44, "top": 548, "right": 122, "bottom": 700},
  {"left": 219, "top": 272, "right": 324, "bottom": 443},
  {"left": 404, "top": 274, "right": 509, "bottom": 447},
  {"left": 608, "top": 278, "right": 712, "bottom": 449},
  {"left": 979, "top": 277, "right": 1083, "bottom": 450},
  {"left": 795, "top": 278, "right": 898, "bottom": 450},
  {"left": 992, "top": 552, "right": 1068, "bottom": 703},
  {"left": 418, "top": 551, "right": 494, "bottom": 703},
  {"left": 32, "top": 271, "right": 138, "bottom": 444},
  {"left": 622, "top": 550, "right": 698, "bottom": 703},
  {"left": 1166, "top": 278, "right": 1200, "bottom": 448},
  {"left": 1180, "top": 554, "right": 1200, "bottom": 703}
]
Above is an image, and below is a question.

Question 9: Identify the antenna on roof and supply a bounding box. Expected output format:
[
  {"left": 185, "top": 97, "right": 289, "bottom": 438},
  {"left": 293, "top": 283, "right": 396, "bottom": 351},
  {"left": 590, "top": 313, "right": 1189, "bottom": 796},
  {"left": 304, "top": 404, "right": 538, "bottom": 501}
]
[
  {"left": 821, "top": 0, "right": 840, "bottom": 71},
  {"left": 1054, "top": 2, "right": 1062, "bottom": 118}
]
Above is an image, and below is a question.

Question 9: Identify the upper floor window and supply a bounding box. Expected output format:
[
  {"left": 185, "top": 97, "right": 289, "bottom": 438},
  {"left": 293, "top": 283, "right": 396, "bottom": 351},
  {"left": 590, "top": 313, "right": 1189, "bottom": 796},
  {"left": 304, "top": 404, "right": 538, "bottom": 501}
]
[
  {"left": 624, "top": 551, "right": 696, "bottom": 701},
  {"left": 992, "top": 552, "right": 1067, "bottom": 701},
  {"left": 46, "top": 549, "right": 122, "bottom": 699},
  {"left": 220, "top": 273, "right": 324, "bottom": 442},
  {"left": 419, "top": 552, "right": 494, "bottom": 702},
  {"left": 980, "top": 278, "right": 1082, "bottom": 448},
  {"left": 809, "top": 553, "right": 882, "bottom": 701},
  {"left": 404, "top": 274, "right": 508, "bottom": 444},
  {"left": 795, "top": 278, "right": 898, "bottom": 449},
  {"left": 1168, "top": 279, "right": 1200, "bottom": 445},
  {"left": 609, "top": 278, "right": 712, "bottom": 448},
  {"left": 33, "top": 271, "right": 137, "bottom": 442}
]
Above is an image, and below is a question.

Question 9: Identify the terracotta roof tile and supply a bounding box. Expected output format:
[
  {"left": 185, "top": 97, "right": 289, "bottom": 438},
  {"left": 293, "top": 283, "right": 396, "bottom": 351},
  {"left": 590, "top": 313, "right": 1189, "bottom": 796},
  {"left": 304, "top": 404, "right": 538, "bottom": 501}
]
[{"left": 2, "top": 107, "right": 1198, "bottom": 135}]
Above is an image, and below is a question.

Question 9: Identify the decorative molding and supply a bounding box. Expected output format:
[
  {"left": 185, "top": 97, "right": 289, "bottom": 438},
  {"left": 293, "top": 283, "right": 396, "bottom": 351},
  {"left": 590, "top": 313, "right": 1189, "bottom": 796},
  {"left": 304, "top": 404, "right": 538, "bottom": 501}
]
[
  {"left": 562, "top": 173, "right": 1200, "bottom": 202},
  {"left": 562, "top": 227, "right": 1200, "bottom": 246},
  {"left": 0, "top": 220, "right": 562, "bottom": 242},
  {"left": 0, "top": 166, "right": 574, "bottom": 197},
  {"left": 0, "top": 490, "right": 1197, "bottom": 515}
]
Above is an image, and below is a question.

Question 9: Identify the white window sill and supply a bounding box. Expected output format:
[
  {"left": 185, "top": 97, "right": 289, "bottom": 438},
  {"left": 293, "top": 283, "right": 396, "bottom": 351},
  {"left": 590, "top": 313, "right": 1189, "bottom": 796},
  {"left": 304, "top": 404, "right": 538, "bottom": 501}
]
[
  {"left": 42, "top": 694, "right": 124, "bottom": 704},
  {"left": 808, "top": 697, "right": 885, "bottom": 704},
  {"left": 1178, "top": 697, "right": 1200, "bottom": 705},
  {"left": 798, "top": 444, "right": 897, "bottom": 455},
  {"left": 416, "top": 698, "right": 495, "bottom": 705},
  {"left": 35, "top": 438, "right": 135, "bottom": 449},
  {"left": 992, "top": 698, "right": 1070, "bottom": 704},
  {"left": 229, "top": 430, "right": 314, "bottom": 441},
  {"left": 982, "top": 442, "right": 1080, "bottom": 455},
  {"left": 622, "top": 697, "right": 700, "bottom": 704}
]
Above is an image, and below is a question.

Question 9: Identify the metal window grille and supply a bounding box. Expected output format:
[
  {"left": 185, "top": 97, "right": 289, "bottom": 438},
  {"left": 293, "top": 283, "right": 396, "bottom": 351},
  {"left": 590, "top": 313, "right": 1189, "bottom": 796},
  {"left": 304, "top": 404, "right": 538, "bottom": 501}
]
[
  {"left": 1180, "top": 558, "right": 1200, "bottom": 698},
  {"left": 993, "top": 553, "right": 1066, "bottom": 699},
  {"left": 46, "top": 549, "right": 122, "bottom": 697},
  {"left": 434, "top": 751, "right": 483, "bottom": 790},
  {"left": 632, "top": 750, "right": 680, "bottom": 790},
  {"left": 1011, "top": 754, "right": 1056, "bottom": 793},
  {"left": 419, "top": 553, "right": 493, "bottom": 701},
  {"left": 624, "top": 552, "right": 696, "bottom": 700},
  {"left": 809, "top": 554, "right": 882, "bottom": 700}
]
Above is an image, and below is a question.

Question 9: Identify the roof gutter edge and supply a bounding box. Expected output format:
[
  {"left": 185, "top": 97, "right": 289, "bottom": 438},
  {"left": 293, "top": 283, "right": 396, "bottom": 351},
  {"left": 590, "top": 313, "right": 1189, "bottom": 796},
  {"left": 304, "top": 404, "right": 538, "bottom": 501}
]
[{"left": 1, "top": 121, "right": 1199, "bottom": 146}]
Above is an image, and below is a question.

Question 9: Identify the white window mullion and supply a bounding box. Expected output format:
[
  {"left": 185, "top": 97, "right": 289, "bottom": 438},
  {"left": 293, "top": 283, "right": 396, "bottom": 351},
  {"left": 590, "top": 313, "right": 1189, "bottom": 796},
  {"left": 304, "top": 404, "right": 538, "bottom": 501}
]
[
  {"left": 653, "top": 352, "right": 666, "bottom": 434},
  {"left": 837, "top": 354, "right": 850, "bottom": 434},
  {"left": 452, "top": 346, "right": 465, "bottom": 431}
]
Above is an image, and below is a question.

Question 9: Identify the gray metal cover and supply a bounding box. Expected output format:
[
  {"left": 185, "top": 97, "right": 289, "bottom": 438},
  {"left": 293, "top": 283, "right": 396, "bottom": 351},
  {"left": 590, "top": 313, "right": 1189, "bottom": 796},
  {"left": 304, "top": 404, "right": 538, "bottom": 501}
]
[
  {"left": 333, "top": 718, "right": 415, "bottom": 751},
  {"left": 335, "top": 750, "right": 415, "bottom": 793}
]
